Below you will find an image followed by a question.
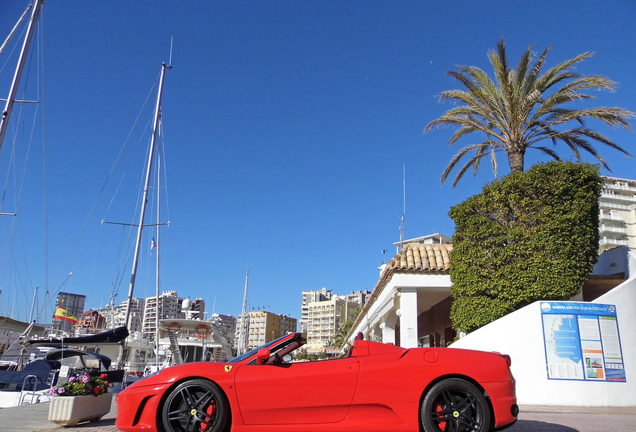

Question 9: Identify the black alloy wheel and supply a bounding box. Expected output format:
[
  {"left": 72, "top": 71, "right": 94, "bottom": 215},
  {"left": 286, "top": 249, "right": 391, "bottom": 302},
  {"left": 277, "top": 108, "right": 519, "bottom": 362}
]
[
  {"left": 421, "top": 378, "right": 491, "bottom": 432},
  {"left": 161, "top": 379, "right": 229, "bottom": 432}
]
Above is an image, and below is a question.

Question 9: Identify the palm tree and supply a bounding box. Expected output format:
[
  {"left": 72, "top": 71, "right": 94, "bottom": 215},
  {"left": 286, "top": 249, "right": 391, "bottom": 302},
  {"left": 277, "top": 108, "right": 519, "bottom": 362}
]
[
  {"left": 333, "top": 304, "right": 362, "bottom": 350},
  {"left": 424, "top": 39, "right": 634, "bottom": 187}
]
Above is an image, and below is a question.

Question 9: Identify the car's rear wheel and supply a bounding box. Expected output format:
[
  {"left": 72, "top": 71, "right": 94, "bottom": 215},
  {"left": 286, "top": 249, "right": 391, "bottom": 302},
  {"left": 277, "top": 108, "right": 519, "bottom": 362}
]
[
  {"left": 160, "top": 379, "right": 229, "bottom": 432},
  {"left": 420, "top": 378, "right": 491, "bottom": 432}
]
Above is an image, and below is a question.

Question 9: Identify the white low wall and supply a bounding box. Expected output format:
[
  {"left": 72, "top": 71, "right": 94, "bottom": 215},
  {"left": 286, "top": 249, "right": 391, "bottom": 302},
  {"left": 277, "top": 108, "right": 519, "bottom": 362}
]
[{"left": 450, "top": 277, "right": 636, "bottom": 407}]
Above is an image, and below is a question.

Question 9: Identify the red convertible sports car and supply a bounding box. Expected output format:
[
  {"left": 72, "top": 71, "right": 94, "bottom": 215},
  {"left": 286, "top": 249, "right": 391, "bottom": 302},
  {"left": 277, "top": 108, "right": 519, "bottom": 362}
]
[{"left": 116, "top": 332, "right": 517, "bottom": 432}]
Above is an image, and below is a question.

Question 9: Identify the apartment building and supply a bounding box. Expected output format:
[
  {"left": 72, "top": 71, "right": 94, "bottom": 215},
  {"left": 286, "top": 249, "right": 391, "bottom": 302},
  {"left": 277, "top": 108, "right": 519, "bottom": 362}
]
[
  {"left": 599, "top": 176, "right": 636, "bottom": 253},
  {"left": 245, "top": 311, "right": 297, "bottom": 350},
  {"left": 299, "top": 288, "right": 332, "bottom": 334},
  {"left": 306, "top": 297, "right": 357, "bottom": 351},
  {"left": 210, "top": 313, "right": 237, "bottom": 346},
  {"left": 52, "top": 292, "right": 86, "bottom": 332},
  {"left": 345, "top": 289, "right": 372, "bottom": 305},
  {"left": 98, "top": 297, "right": 145, "bottom": 333},
  {"left": 75, "top": 310, "right": 107, "bottom": 332},
  {"left": 142, "top": 290, "right": 184, "bottom": 340}
]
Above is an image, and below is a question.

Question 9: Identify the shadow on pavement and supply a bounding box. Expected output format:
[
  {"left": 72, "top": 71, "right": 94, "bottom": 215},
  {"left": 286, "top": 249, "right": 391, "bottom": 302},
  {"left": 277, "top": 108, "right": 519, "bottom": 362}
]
[
  {"left": 67, "top": 418, "right": 117, "bottom": 429},
  {"left": 510, "top": 420, "right": 579, "bottom": 431}
]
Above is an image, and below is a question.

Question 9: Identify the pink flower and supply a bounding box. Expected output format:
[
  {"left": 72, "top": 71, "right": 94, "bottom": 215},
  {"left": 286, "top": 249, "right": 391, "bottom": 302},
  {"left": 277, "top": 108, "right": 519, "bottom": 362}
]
[
  {"left": 49, "top": 386, "right": 57, "bottom": 395},
  {"left": 68, "top": 377, "right": 77, "bottom": 382},
  {"left": 57, "top": 387, "right": 65, "bottom": 394},
  {"left": 81, "top": 375, "right": 90, "bottom": 383}
]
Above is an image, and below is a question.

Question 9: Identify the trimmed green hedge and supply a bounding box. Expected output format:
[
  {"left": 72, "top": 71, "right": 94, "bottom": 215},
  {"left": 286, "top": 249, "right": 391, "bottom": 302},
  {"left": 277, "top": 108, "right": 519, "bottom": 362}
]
[{"left": 449, "top": 162, "right": 603, "bottom": 333}]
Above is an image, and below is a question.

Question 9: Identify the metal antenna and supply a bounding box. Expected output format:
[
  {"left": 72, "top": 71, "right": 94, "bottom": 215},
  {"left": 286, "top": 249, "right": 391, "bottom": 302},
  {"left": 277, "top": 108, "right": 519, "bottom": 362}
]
[
  {"left": 400, "top": 164, "right": 405, "bottom": 249},
  {"left": 169, "top": 37, "right": 174, "bottom": 66}
]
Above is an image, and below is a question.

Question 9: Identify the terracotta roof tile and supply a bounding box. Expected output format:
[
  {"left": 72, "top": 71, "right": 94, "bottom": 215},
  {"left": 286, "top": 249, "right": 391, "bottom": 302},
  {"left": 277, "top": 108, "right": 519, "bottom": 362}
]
[
  {"left": 387, "top": 243, "right": 453, "bottom": 272},
  {"left": 341, "top": 242, "right": 453, "bottom": 346}
]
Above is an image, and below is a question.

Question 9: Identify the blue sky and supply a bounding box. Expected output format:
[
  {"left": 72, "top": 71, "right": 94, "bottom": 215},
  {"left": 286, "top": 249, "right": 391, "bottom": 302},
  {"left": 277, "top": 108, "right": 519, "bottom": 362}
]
[{"left": 1, "top": 1, "right": 634, "bottom": 325}]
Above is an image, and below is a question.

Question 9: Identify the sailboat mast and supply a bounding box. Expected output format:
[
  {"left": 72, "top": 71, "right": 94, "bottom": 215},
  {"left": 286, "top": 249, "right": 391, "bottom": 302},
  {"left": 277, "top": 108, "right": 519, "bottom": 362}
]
[
  {"left": 123, "top": 63, "right": 170, "bottom": 331},
  {"left": 29, "top": 287, "right": 38, "bottom": 323},
  {"left": 238, "top": 269, "right": 249, "bottom": 355},
  {"left": 0, "top": 0, "right": 44, "bottom": 153},
  {"left": 155, "top": 132, "right": 162, "bottom": 359}
]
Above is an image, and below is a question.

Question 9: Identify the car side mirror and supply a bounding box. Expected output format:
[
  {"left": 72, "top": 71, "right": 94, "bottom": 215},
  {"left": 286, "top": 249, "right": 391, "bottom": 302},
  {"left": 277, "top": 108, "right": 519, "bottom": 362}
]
[
  {"left": 282, "top": 354, "right": 292, "bottom": 363},
  {"left": 256, "top": 348, "right": 270, "bottom": 365}
]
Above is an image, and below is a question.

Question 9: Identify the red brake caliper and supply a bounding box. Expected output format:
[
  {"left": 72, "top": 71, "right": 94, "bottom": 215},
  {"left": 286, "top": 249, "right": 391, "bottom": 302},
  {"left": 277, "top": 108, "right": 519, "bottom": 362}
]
[
  {"left": 200, "top": 401, "right": 216, "bottom": 432},
  {"left": 435, "top": 404, "right": 447, "bottom": 431}
]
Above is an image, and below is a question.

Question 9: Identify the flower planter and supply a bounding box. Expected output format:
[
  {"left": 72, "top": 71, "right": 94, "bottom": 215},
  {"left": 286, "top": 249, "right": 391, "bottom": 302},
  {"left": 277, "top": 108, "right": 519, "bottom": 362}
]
[{"left": 48, "top": 393, "right": 113, "bottom": 427}]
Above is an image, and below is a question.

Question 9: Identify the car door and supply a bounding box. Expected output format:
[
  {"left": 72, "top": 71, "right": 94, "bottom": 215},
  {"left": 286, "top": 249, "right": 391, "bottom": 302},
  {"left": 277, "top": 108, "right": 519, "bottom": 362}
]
[{"left": 234, "top": 357, "right": 359, "bottom": 425}]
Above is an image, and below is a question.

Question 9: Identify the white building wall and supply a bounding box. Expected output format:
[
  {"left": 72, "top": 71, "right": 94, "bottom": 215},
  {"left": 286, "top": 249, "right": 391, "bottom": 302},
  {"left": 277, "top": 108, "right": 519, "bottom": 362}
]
[
  {"left": 451, "top": 272, "right": 636, "bottom": 407},
  {"left": 351, "top": 273, "right": 452, "bottom": 344}
]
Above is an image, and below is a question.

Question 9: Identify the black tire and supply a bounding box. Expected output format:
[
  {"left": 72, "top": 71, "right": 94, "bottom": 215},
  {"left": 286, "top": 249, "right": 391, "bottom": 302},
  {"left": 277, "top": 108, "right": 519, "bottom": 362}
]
[
  {"left": 160, "top": 379, "right": 229, "bottom": 432},
  {"left": 420, "top": 378, "right": 491, "bottom": 432}
]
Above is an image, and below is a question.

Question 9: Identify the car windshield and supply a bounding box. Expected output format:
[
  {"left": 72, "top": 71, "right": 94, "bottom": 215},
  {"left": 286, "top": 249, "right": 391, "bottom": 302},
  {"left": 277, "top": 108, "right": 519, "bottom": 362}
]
[{"left": 228, "top": 334, "right": 290, "bottom": 363}]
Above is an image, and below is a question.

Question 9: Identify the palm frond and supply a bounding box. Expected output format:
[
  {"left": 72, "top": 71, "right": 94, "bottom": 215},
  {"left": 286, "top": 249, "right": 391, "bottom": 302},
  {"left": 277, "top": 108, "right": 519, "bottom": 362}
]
[
  {"left": 441, "top": 143, "right": 491, "bottom": 185},
  {"left": 531, "top": 146, "right": 562, "bottom": 160},
  {"left": 425, "top": 40, "right": 632, "bottom": 186}
]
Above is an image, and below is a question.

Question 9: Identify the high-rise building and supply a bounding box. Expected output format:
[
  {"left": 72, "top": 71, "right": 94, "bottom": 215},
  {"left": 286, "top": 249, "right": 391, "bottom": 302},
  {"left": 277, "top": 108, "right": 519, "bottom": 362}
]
[
  {"left": 189, "top": 299, "right": 206, "bottom": 319},
  {"left": 599, "top": 176, "right": 636, "bottom": 253},
  {"left": 52, "top": 292, "right": 85, "bottom": 333},
  {"left": 306, "top": 297, "right": 357, "bottom": 351},
  {"left": 210, "top": 313, "right": 237, "bottom": 347},
  {"left": 98, "top": 297, "right": 145, "bottom": 333},
  {"left": 299, "top": 288, "right": 332, "bottom": 334},
  {"left": 345, "top": 289, "right": 372, "bottom": 306},
  {"left": 244, "top": 311, "right": 297, "bottom": 350},
  {"left": 142, "top": 290, "right": 183, "bottom": 340}
]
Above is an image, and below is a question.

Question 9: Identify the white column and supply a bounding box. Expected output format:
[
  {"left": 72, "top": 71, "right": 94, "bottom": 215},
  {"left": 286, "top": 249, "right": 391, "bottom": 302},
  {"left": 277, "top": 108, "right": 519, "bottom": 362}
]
[
  {"left": 399, "top": 288, "right": 419, "bottom": 348},
  {"left": 380, "top": 322, "right": 393, "bottom": 344}
]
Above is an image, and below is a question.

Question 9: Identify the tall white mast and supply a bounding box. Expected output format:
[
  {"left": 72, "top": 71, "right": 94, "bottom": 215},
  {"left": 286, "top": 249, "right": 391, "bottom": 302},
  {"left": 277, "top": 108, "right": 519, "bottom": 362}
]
[
  {"left": 155, "top": 129, "right": 162, "bottom": 360},
  {"left": 122, "top": 63, "right": 170, "bottom": 330},
  {"left": 238, "top": 269, "right": 249, "bottom": 355},
  {"left": 117, "top": 63, "right": 170, "bottom": 367},
  {"left": 0, "top": 0, "right": 44, "bottom": 153}
]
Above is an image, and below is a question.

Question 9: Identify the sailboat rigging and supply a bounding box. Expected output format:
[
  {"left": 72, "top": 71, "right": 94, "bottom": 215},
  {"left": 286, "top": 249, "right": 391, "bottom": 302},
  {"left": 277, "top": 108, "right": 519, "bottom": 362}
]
[
  {"left": 115, "top": 62, "right": 171, "bottom": 368},
  {"left": 0, "top": 0, "right": 45, "bottom": 360},
  {"left": 0, "top": 0, "right": 43, "bottom": 156}
]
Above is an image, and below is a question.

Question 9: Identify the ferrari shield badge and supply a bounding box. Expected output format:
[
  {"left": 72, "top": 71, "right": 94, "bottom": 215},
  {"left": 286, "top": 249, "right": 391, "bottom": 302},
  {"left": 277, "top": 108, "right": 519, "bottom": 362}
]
[{"left": 224, "top": 365, "right": 232, "bottom": 373}]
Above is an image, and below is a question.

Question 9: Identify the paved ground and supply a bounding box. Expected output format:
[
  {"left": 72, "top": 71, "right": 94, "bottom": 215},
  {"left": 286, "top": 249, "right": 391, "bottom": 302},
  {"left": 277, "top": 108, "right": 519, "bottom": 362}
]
[
  {"left": 4, "top": 400, "right": 636, "bottom": 432},
  {"left": 508, "top": 405, "right": 636, "bottom": 432}
]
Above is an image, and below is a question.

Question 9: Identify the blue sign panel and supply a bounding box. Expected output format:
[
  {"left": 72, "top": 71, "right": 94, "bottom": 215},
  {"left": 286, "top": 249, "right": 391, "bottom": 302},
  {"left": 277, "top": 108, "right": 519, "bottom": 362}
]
[{"left": 541, "top": 302, "right": 626, "bottom": 382}]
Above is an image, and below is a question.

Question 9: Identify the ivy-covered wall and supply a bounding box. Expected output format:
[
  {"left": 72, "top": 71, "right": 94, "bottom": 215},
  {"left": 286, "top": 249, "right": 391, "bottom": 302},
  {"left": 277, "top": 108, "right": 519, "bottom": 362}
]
[{"left": 449, "top": 162, "right": 603, "bottom": 333}]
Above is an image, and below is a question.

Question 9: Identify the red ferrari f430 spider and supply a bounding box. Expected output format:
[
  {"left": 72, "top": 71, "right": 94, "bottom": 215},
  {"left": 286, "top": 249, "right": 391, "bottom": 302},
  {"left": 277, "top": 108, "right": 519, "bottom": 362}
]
[{"left": 116, "top": 332, "right": 517, "bottom": 432}]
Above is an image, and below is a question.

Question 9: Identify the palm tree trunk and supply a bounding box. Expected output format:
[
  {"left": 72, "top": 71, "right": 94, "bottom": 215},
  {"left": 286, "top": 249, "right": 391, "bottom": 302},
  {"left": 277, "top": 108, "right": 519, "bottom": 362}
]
[{"left": 508, "top": 150, "right": 525, "bottom": 173}]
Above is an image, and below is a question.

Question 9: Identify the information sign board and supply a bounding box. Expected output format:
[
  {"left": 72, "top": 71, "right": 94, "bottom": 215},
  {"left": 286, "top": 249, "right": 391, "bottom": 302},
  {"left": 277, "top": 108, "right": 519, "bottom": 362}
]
[{"left": 541, "top": 302, "right": 626, "bottom": 382}]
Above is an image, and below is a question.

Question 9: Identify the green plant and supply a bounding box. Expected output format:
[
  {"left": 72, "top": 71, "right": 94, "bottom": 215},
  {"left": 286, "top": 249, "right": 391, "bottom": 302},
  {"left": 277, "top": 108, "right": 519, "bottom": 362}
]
[
  {"left": 449, "top": 161, "right": 603, "bottom": 333},
  {"left": 425, "top": 39, "right": 633, "bottom": 187},
  {"left": 50, "top": 372, "right": 109, "bottom": 397}
]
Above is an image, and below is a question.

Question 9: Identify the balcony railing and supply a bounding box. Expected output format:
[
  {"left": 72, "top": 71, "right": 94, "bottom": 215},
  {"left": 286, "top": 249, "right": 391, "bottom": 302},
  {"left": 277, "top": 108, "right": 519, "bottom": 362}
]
[
  {"left": 599, "top": 225, "right": 628, "bottom": 234},
  {"left": 600, "top": 237, "right": 629, "bottom": 246},
  {"left": 600, "top": 192, "right": 636, "bottom": 203},
  {"left": 603, "top": 182, "right": 636, "bottom": 193},
  {"left": 600, "top": 202, "right": 636, "bottom": 211}
]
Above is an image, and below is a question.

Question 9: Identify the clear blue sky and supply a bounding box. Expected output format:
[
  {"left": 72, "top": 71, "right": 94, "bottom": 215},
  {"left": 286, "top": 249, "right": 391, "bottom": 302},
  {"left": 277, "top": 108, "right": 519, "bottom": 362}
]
[{"left": 1, "top": 1, "right": 634, "bottom": 325}]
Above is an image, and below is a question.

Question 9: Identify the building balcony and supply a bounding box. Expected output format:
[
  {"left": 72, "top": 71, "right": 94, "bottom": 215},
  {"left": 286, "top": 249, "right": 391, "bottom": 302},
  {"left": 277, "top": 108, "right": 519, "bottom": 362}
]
[
  {"left": 600, "top": 191, "right": 636, "bottom": 202},
  {"left": 603, "top": 182, "right": 636, "bottom": 193},
  {"left": 600, "top": 237, "right": 629, "bottom": 246},
  {"left": 599, "top": 225, "right": 628, "bottom": 235},
  {"left": 600, "top": 202, "right": 636, "bottom": 211},
  {"left": 600, "top": 213, "right": 625, "bottom": 222}
]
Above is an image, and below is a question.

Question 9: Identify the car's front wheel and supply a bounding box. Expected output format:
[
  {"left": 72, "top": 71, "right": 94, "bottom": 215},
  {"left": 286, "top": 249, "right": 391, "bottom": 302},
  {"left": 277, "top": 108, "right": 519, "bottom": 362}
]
[
  {"left": 420, "top": 378, "right": 491, "bottom": 432},
  {"left": 160, "top": 379, "right": 229, "bottom": 432}
]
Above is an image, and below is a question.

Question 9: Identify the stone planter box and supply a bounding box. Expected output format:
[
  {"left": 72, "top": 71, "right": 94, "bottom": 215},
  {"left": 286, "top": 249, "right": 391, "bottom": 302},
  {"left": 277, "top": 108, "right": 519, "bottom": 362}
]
[{"left": 48, "top": 393, "right": 113, "bottom": 427}]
